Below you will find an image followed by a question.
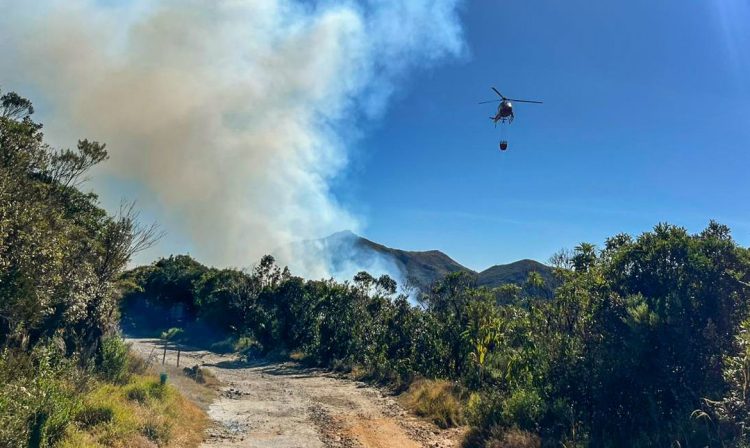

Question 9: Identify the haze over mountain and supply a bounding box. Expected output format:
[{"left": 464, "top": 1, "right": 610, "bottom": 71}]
[{"left": 286, "top": 231, "right": 557, "bottom": 294}]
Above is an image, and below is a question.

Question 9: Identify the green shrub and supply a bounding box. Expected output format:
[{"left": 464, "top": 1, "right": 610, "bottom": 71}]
[
  {"left": 464, "top": 391, "right": 544, "bottom": 447},
  {"left": 209, "top": 337, "right": 237, "bottom": 353},
  {"left": 97, "top": 336, "right": 131, "bottom": 384},
  {"left": 76, "top": 405, "right": 115, "bottom": 428},
  {"left": 142, "top": 418, "right": 172, "bottom": 445},
  {"left": 466, "top": 390, "right": 504, "bottom": 430},
  {"left": 0, "top": 347, "right": 83, "bottom": 448},
  {"left": 331, "top": 358, "right": 353, "bottom": 373},
  {"left": 466, "top": 388, "right": 543, "bottom": 434},
  {"left": 125, "top": 378, "right": 168, "bottom": 403},
  {"left": 234, "top": 336, "right": 254, "bottom": 351},
  {"left": 501, "top": 389, "right": 543, "bottom": 432},
  {"left": 235, "top": 336, "right": 263, "bottom": 360},
  {"left": 126, "top": 386, "right": 148, "bottom": 403}
]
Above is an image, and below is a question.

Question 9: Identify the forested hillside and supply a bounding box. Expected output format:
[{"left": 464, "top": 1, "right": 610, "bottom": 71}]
[
  {"left": 476, "top": 259, "right": 557, "bottom": 297},
  {"left": 0, "top": 91, "right": 205, "bottom": 447},
  {"left": 122, "top": 222, "right": 750, "bottom": 447}
]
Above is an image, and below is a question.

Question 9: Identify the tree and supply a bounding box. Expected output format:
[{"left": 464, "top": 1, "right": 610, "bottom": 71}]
[
  {"left": 0, "top": 89, "right": 158, "bottom": 360},
  {"left": 462, "top": 292, "right": 501, "bottom": 383},
  {"left": 422, "top": 271, "right": 478, "bottom": 376},
  {"left": 524, "top": 271, "right": 545, "bottom": 299},
  {"left": 571, "top": 242, "right": 597, "bottom": 272}
]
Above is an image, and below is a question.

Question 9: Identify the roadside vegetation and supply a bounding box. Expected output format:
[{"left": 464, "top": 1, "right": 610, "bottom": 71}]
[
  {"left": 0, "top": 90, "right": 206, "bottom": 447},
  {"left": 402, "top": 379, "right": 465, "bottom": 429},
  {"left": 122, "top": 219, "right": 750, "bottom": 446}
]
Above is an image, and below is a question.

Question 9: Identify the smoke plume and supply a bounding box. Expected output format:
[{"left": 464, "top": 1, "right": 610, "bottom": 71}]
[{"left": 0, "top": 0, "right": 464, "bottom": 277}]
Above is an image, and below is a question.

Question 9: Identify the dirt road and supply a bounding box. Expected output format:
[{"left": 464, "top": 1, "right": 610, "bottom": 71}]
[{"left": 129, "top": 339, "right": 465, "bottom": 448}]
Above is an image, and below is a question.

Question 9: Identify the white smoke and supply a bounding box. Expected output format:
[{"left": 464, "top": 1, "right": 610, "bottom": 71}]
[
  {"left": 0, "top": 0, "right": 464, "bottom": 278},
  {"left": 288, "top": 231, "right": 405, "bottom": 288}
]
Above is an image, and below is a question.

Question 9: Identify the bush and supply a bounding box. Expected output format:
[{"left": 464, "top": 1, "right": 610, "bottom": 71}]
[
  {"left": 126, "top": 386, "right": 148, "bottom": 403},
  {"left": 403, "top": 379, "right": 465, "bottom": 428},
  {"left": 209, "top": 337, "right": 237, "bottom": 353},
  {"left": 483, "top": 426, "right": 541, "bottom": 448},
  {"left": 125, "top": 378, "right": 167, "bottom": 403},
  {"left": 97, "top": 336, "right": 131, "bottom": 384},
  {"left": 501, "top": 389, "right": 543, "bottom": 432},
  {"left": 464, "top": 393, "right": 543, "bottom": 448},
  {"left": 331, "top": 358, "right": 353, "bottom": 373},
  {"left": 0, "top": 347, "right": 83, "bottom": 448},
  {"left": 142, "top": 417, "right": 172, "bottom": 445},
  {"left": 466, "top": 390, "right": 504, "bottom": 430},
  {"left": 235, "top": 336, "right": 263, "bottom": 360},
  {"left": 76, "top": 405, "right": 115, "bottom": 428}
]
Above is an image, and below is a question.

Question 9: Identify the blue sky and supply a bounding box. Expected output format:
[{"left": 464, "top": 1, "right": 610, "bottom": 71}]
[{"left": 336, "top": 0, "right": 750, "bottom": 270}]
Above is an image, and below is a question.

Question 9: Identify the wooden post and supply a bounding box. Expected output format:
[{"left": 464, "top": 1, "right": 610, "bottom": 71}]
[
  {"left": 177, "top": 347, "right": 181, "bottom": 367},
  {"left": 162, "top": 340, "right": 167, "bottom": 365}
]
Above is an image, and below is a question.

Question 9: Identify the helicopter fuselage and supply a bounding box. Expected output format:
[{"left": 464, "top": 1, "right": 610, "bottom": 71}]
[
  {"left": 497, "top": 100, "right": 513, "bottom": 116},
  {"left": 493, "top": 100, "right": 514, "bottom": 123}
]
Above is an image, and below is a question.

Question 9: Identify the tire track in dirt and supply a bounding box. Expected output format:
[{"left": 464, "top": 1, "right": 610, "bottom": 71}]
[{"left": 129, "top": 339, "right": 464, "bottom": 448}]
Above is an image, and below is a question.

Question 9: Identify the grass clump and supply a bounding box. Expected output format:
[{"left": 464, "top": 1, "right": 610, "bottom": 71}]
[
  {"left": 125, "top": 377, "right": 168, "bottom": 403},
  {"left": 75, "top": 406, "right": 115, "bottom": 429},
  {"left": 60, "top": 373, "right": 206, "bottom": 447},
  {"left": 464, "top": 426, "right": 541, "bottom": 448},
  {"left": 289, "top": 350, "right": 307, "bottom": 361},
  {"left": 141, "top": 416, "right": 173, "bottom": 445},
  {"left": 402, "top": 379, "right": 465, "bottom": 428}
]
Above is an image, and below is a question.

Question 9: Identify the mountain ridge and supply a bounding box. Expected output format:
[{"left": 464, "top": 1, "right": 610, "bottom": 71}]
[{"left": 294, "top": 231, "right": 557, "bottom": 294}]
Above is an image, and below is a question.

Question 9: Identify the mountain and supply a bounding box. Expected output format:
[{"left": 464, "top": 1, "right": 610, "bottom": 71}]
[
  {"left": 289, "top": 231, "right": 557, "bottom": 294},
  {"left": 477, "top": 259, "right": 557, "bottom": 289},
  {"left": 352, "top": 233, "right": 468, "bottom": 287}
]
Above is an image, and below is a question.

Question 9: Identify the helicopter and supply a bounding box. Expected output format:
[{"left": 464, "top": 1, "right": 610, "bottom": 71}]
[{"left": 479, "top": 87, "right": 542, "bottom": 150}]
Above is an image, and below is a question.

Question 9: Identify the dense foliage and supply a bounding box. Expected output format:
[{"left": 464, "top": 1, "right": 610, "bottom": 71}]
[
  {"left": 0, "top": 90, "right": 174, "bottom": 447},
  {"left": 122, "top": 223, "right": 750, "bottom": 447},
  {"left": 0, "top": 90, "right": 159, "bottom": 359}
]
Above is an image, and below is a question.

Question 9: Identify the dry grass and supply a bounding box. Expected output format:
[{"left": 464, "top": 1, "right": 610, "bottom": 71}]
[
  {"left": 483, "top": 427, "right": 541, "bottom": 448},
  {"left": 401, "top": 379, "right": 465, "bottom": 428},
  {"left": 58, "top": 374, "right": 208, "bottom": 448},
  {"left": 349, "top": 364, "right": 370, "bottom": 380},
  {"left": 289, "top": 350, "right": 307, "bottom": 361}
]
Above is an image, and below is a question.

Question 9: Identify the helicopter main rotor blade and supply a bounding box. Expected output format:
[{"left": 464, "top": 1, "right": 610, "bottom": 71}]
[
  {"left": 507, "top": 98, "right": 543, "bottom": 104},
  {"left": 491, "top": 87, "right": 505, "bottom": 99},
  {"left": 478, "top": 100, "right": 501, "bottom": 104}
]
